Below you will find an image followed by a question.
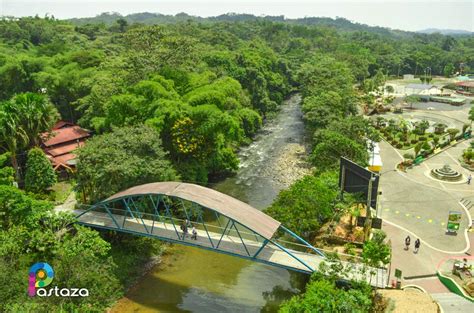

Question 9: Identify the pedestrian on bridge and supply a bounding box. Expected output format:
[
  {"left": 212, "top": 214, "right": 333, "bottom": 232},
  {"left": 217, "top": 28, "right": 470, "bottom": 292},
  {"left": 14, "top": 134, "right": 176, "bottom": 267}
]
[
  {"left": 404, "top": 235, "right": 411, "bottom": 250},
  {"left": 191, "top": 226, "right": 197, "bottom": 240},
  {"left": 180, "top": 221, "right": 188, "bottom": 238},
  {"left": 414, "top": 238, "right": 421, "bottom": 253}
]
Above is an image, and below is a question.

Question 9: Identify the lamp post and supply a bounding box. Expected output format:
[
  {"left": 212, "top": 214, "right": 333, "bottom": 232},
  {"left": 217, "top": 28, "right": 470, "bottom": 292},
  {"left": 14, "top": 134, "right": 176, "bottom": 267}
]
[{"left": 363, "top": 173, "right": 377, "bottom": 242}]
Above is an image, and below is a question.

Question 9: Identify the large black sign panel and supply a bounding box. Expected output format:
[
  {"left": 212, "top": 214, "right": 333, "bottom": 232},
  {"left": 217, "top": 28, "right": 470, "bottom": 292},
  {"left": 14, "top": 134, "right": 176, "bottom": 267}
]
[{"left": 339, "top": 157, "right": 379, "bottom": 209}]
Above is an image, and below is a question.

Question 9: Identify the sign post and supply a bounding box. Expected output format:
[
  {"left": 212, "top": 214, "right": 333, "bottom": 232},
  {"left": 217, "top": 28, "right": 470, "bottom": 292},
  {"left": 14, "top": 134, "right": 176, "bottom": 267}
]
[{"left": 394, "top": 268, "right": 402, "bottom": 289}]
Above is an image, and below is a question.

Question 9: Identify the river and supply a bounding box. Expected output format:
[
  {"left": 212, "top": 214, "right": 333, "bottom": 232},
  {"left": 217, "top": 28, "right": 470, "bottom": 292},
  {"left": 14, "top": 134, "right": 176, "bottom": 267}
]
[{"left": 111, "top": 94, "right": 310, "bottom": 313}]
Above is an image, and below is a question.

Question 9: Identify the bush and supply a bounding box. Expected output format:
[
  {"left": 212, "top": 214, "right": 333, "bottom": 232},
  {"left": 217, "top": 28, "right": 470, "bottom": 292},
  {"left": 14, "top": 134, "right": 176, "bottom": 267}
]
[
  {"left": 403, "top": 153, "right": 415, "bottom": 160},
  {"left": 386, "top": 135, "right": 393, "bottom": 141},
  {"left": 396, "top": 143, "right": 403, "bottom": 148},
  {"left": 428, "top": 133, "right": 434, "bottom": 138},
  {"left": 419, "top": 136, "right": 426, "bottom": 141},
  {"left": 391, "top": 140, "right": 397, "bottom": 145},
  {"left": 411, "top": 139, "right": 418, "bottom": 144},
  {"left": 280, "top": 276, "right": 373, "bottom": 313},
  {"left": 24, "top": 148, "right": 57, "bottom": 194}
]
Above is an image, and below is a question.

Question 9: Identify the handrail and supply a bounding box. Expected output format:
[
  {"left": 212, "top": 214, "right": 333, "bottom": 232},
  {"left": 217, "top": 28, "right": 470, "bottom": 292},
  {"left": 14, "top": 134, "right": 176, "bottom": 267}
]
[
  {"left": 79, "top": 208, "right": 379, "bottom": 260},
  {"left": 78, "top": 208, "right": 380, "bottom": 265}
]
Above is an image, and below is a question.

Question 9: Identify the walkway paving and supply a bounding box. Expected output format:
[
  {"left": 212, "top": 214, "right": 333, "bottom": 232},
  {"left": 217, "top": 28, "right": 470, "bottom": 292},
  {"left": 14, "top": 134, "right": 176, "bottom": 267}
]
[
  {"left": 431, "top": 293, "right": 474, "bottom": 313},
  {"left": 383, "top": 221, "right": 474, "bottom": 312},
  {"left": 54, "top": 191, "right": 77, "bottom": 212},
  {"left": 379, "top": 135, "right": 474, "bottom": 310},
  {"left": 75, "top": 209, "right": 387, "bottom": 288},
  {"left": 378, "top": 140, "right": 471, "bottom": 252}
]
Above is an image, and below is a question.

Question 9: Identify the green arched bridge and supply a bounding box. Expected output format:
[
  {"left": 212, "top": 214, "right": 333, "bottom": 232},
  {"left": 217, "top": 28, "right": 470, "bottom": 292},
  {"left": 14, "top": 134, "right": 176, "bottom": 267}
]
[{"left": 75, "top": 182, "right": 387, "bottom": 288}]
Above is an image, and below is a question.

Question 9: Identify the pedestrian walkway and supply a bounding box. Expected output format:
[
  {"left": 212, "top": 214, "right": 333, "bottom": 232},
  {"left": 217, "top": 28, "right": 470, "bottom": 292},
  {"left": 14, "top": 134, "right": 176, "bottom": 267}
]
[
  {"left": 383, "top": 221, "right": 474, "bottom": 311},
  {"left": 378, "top": 140, "right": 470, "bottom": 252},
  {"left": 76, "top": 209, "right": 388, "bottom": 288},
  {"left": 431, "top": 293, "right": 474, "bottom": 313}
]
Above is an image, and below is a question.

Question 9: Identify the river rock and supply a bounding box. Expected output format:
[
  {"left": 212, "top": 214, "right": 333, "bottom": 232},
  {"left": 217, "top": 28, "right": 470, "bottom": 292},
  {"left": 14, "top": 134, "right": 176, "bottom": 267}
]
[{"left": 272, "top": 143, "right": 313, "bottom": 187}]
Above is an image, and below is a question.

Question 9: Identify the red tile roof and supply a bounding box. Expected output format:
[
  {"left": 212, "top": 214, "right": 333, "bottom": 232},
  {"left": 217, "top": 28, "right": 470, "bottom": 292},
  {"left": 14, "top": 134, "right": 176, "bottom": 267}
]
[
  {"left": 51, "top": 153, "right": 77, "bottom": 167},
  {"left": 52, "top": 120, "right": 75, "bottom": 130},
  {"left": 45, "top": 141, "right": 84, "bottom": 157},
  {"left": 43, "top": 126, "right": 90, "bottom": 147},
  {"left": 456, "top": 81, "right": 474, "bottom": 88}
]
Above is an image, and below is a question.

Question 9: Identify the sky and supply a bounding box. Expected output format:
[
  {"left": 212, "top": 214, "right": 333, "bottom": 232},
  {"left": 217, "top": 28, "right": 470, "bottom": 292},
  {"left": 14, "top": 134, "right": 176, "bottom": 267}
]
[{"left": 0, "top": 0, "right": 472, "bottom": 32}]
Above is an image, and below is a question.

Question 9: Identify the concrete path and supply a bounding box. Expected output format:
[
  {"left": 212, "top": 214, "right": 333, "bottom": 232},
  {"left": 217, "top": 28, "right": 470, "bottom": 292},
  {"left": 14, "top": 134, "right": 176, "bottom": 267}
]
[
  {"left": 378, "top": 136, "right": 474, "bottom": 310},
  {"left": 383, "top": 221, "right": 474, "bottom": 312},
  {"left": 54, "top": 191, "right": 77, "bottom": 212},
  {"left": 378, "top": 140, "right": 471, "bottom": 252},
  {"left": 431, "top": 293, "right": 474, "bottom": 313}
]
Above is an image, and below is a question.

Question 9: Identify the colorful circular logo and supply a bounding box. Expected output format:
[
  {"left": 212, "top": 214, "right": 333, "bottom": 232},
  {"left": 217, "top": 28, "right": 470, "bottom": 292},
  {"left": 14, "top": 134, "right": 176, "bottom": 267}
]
[{"left": 28, "top": 262, "right": 54, "bottom": 296}]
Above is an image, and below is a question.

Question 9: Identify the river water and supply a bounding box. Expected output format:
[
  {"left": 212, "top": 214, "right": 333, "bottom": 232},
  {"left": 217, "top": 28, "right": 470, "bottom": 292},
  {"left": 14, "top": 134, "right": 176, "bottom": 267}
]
[{"left": 111, "top": 94, "right": 309, "bottom": 313}]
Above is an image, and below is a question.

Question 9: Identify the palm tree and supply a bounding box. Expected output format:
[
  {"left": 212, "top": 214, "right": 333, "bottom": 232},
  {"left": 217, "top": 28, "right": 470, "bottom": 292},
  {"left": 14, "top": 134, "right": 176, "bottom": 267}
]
[
  {"left": 0, "top": 93, "right": 58, "bottom": 180},
  {"left": 12, "top": 93, "right": 59, "bottom": 147},
  {"left": 469, "top": 106, "right": 474, "bottom": 127},
  {"left": 375, "top": 116, "right": 385, "bottom": 128},
  {"left": 418, "top": 120, "right": 430, "bottom": 134},
  {"left": 0, "top": 102, "right": 28, "bottom": 180},
  {"left": 434, "top": 123, "right": 447, "bottom": 134},
  {"left": 405, "top": 95, "right": 419, "bottom": 109}
]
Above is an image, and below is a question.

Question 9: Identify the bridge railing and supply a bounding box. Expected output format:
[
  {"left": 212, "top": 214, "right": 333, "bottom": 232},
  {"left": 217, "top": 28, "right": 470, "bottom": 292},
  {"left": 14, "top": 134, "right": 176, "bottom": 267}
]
[
  {"left": 98, "top": 206, "right": 267, "bottom": 242},
  {"left": 77, "top": 205, "right": 388, "bottom": 287}
]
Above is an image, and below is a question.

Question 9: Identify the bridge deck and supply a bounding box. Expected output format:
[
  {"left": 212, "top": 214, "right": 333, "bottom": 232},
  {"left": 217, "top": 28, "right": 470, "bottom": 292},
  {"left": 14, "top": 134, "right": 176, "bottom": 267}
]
[{"left": 76, "top": 210, "right": 387, "bottom": 288}]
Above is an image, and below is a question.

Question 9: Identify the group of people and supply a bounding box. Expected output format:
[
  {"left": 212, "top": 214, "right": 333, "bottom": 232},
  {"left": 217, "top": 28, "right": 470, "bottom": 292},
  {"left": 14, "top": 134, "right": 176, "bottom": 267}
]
[
  {"left": 180, "top": 219, "right": 198, "bottom": 240},
  {"left": 405, "top": 235, "right": 421, "bottom": 253}
]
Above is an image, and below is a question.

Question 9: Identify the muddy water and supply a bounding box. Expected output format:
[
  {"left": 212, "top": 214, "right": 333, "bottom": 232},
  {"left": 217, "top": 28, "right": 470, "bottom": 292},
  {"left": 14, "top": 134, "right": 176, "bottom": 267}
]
[{"left": 111, "top": 95, "right": 309, "bottom": 313}]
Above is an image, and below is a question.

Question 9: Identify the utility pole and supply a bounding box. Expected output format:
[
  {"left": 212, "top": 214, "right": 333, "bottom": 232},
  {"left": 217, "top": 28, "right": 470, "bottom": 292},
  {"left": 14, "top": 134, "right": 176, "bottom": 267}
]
[{"left": 364, "top": 173, "right": 375, "bottom": 241}]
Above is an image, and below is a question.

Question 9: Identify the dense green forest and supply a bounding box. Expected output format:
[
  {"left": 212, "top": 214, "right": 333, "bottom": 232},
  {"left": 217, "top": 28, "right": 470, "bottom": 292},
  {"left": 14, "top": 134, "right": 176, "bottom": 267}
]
[{"left": 0, "top": 13, "right": 472, "bottom": 312}]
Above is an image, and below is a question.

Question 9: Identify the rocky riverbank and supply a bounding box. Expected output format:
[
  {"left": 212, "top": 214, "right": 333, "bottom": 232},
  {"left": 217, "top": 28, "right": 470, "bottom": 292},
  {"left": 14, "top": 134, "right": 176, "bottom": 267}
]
[{"left": 272, "top": 142, "right": 313, "bottom": 187}]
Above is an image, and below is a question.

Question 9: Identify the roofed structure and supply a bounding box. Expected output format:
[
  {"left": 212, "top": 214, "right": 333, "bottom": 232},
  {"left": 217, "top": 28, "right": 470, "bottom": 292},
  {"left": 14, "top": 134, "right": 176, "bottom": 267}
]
[
  {"left": 105, "top": 182, "right": 281, "bottom": 240},
  {"left": 42, "top": 121, "right": 91, "bottom": 171},
  {"left": 455, "top": 81, "right": 474, "bottom": 95}
]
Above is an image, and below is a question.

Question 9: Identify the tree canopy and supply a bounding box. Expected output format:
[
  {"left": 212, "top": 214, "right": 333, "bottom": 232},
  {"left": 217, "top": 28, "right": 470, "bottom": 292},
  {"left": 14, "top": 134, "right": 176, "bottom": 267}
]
[{"left": 76, "top": 125, "right": 178, "bottom": 203}]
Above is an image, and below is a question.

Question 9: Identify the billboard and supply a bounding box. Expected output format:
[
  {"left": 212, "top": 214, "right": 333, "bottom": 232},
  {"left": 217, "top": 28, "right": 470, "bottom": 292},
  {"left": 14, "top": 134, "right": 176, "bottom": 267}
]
[
  {"left": 356, "top": 216, "right": 382, "bottom": 229},
  {"left": 339, "top": 157, "right": 380, "bottom": 209},
  {"left": 447, "top": 211, "right": 462, "bottom": 232}
]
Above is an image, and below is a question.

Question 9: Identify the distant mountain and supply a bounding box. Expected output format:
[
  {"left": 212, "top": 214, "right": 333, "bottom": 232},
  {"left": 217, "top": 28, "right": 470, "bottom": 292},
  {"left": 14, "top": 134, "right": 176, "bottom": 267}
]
[
  {"left": 67, "top": 12, "right": 412, "bottom": 37},
  {"left": 417, "top": 28, "right": 473, "bottom": 35}
]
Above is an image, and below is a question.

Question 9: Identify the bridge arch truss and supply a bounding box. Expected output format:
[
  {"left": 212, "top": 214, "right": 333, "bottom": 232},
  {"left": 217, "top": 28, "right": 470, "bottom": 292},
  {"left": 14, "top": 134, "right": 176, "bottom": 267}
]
[{"left": 76, "top": 182, "right": 325, "bottom": 274}]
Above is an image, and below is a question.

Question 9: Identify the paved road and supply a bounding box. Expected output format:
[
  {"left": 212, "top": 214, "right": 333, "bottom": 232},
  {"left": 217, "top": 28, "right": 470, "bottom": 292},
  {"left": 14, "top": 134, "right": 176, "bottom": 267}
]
[
  {"left": 431, "top": 293, "right": 474, "bottom": 313},
  {"left": 379, "top": 134, "right": 474, "bottom": 311},
  {"left": 379, "top": 140, "right": 471, "bottom": 252}
]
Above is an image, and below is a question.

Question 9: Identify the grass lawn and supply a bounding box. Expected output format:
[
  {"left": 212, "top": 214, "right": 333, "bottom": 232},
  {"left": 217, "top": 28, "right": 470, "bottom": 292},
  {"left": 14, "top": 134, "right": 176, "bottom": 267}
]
[{"left": 50, "top": 181, "right": 74, "bottom": 204}]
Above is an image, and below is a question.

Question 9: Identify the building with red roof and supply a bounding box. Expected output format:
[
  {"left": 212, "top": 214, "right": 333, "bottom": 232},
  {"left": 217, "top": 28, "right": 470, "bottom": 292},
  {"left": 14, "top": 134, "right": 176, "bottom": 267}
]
[
  {"left": 42, "top": 121, "right": 91, "bottom": 172},
  {"left": 455, "top": 81, "right": 474, "bottom": 96}
]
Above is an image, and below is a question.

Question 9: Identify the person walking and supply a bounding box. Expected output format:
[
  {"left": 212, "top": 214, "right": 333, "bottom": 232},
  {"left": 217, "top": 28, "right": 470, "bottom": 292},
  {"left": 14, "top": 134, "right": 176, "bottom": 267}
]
[
  {"left": 468, "top": 174, "right": 472, "bottom": 185},
  {"left": 414, "top": 238, "right": 421, "bottom": 253},
  {"left": 191, "top": 226, "right": 197, "bottom": 240},
  {"left": 404, "top": 235, "right": 411, "bottom": 250},
  {"left": 180, "top": 221, "right": 188, "bottom": 238}
]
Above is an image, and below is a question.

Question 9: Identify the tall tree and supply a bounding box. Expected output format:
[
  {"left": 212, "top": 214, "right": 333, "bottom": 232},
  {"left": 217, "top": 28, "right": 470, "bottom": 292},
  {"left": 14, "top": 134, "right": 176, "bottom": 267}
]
[
  {"left": 0, "top": 93, "right": 58, "bottom": 180},
  {"left": 76, "top": 125, "right": 178, "bottom": 203}
]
